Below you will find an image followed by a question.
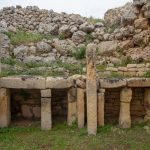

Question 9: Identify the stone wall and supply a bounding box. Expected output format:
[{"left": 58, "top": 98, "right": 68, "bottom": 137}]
[
  {"left": 51, "top": 89, "right": 68, "bottom": 122},
  {"left": 11, "top": 89, "right": 41, "bottom": 120}
]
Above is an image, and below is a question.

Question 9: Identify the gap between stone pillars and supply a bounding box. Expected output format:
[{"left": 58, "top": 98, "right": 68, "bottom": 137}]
[
  {"left": 119, "top": 87, "right": 132, "bottom": 128},
  {"left": 98, "top": 89, "right": 105, "bottom": 127},
  {"left": 77, "top": 88, "right": 85, "bottom": 128},
  {"left": 86, "top": 44, "right": 97, "bottom": 135},
  {"left": 41, "top": 89, "right": 52, "bottom": 130},
  {"left": 144, "top": 88, "right": 150, "bottom": 122},
  {"left": 0, "top": 88, "right": 11, "bottom": 127},
  {"left": 67, "top": 87, "right": 77, "bottom": 126}
]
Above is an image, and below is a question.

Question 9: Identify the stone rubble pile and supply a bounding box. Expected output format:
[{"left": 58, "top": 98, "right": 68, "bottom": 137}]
[{"left": 0, "top": 0, "right": 150, "bottom": 77}]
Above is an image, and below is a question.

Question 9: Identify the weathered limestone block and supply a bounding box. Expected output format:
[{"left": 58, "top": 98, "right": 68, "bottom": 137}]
[
  {"left": 76, "top": 79, "right": 86, "bottom": 89},
  {"left": 77, "top": 88, "right": 85, "bottom": 128},
  {"left": 41, "top": 89, "right": 51, "bottom": 98},
  {"left": 46, "top": 77, "right": 74, "bottom": 89},
  {"left": 119, "top": 88, "right": 132, "bottom": 128},
  {"left": 86, "top": 44, "right": 97, "bottom": 135},
  {"left": 0, "top": 76, "right": 46, "bottom": 89},
  {"left": 144, "top": 88, "right": 150, "bottom": 121},
  {"left": 0, "top": 88, "right": 10, "bottom": 127},
  {"left": 67, "top": 88, "right": 77, "bottom": 126},
  {"left": 127, "top": 78, "right": 150, "bottom": 87},
  {"left": 98, "top": 92, "right": 105, "bottom": 127},
  {"left": 41, "top": 97, "right": 52, "bottom": 130},
  {"left": 100, "top": 78, "right": 127, "bottom": 88}
]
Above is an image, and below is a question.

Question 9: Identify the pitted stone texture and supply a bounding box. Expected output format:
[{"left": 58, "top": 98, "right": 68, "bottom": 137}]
[
  {"left": 0, "top": 88, "right": 10, "bottom": 127},
  {"left": 119, "top": 88, "right": 132, "bottom": 128},
  {"left": 77, "top": 88, "right": 85, "bottom": 128},
  {"left": 0, "top": 76, "right": 46, "bottom": 89},
  {"left": 127, "top": 78, "right": 150, "bottom": 87},
  {"left": 100, "top": 78, "right": 127, "bottom": 88},
  {"left": 46, "top": 77, "right": 74, "bottom": 89},
  {"left": 67, "top": 88, "right": 77, "bottom": 126},
  {"left": 86, "top": 44, "right": 97, "bottom": 135},
  {"left": 41, "top": 98, "right": 52, "bottom": 130},
  {"left": 41, "top": 89, "right": 51, "bottom": 98},
  {"left": 98, "top": 93, "right": 105, "bottom": 127}
]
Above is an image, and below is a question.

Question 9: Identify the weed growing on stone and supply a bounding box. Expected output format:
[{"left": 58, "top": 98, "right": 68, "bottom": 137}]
[
  {"left": 73, "top": 46, "right": 86, "bottom": 60},
  {"left": 4, "top": 30, "right": 56, "bottom": 45}
]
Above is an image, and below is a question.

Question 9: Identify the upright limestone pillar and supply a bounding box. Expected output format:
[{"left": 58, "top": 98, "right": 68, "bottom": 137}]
[
  {"left": 98, "top": 89, "right": 105, "bottom": 127},
  {"left": 0, "top": 88, "right": 10, "bottom": 127},
  {"left": 144, "top": 88, "right": 150, "bottom": 121},
  {"left": 86, "top": 44, "right": 97, "bottom": 135},
  {"left": 77, "top": 88, "right": 85, "bottom": 128},
  {"left": 67, "top": 87, "right": 77, "bottom": 126},
  {"left": 119, "top": 88, "right": 132, "bottom": 128},
  {"left": 41, "top": 89, "right": 52, "bottom": 130}
]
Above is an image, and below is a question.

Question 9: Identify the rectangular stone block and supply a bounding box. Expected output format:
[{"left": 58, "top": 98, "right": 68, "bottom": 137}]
[
  {"left": 41, "top": 89, "right": 51, "bottom": 98},
  {"left": 127, "top": 78, "right": 150, "bottom": 87},
  {"left": 41, "top": 98, "right": 52, "bottom": 130},
  {"left": 98, "top": 93, "right": 105, "bottom": 127},
  {"left": 67, "top": 88, "right": 77, "bottom": 126},
  {"left": 0, "top": 88, "right": 10, "bottom": 127},
  {"left": 46, "top": 77, "right": 74, "bottom": 89},
  {"left": 0, "top": 76, "right": 46, "bottom": 89},
  {"left": 100, "top": 78, "right": 127, "bottom": 88},
  {"left": 77, "top": 88, "right": 85, "bottom": 128}
]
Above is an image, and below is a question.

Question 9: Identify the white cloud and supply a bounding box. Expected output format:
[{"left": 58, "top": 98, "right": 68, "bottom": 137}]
[{"left": 0, "top": 0, "right": 132, "bottom": 18}]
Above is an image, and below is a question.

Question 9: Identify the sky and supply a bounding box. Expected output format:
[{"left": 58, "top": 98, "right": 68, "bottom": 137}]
[{"left": 0, "top": 0, "right": 132, "bottom": 18}]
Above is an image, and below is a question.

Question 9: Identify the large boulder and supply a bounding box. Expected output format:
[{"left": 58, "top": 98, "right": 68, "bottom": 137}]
[
  {"left": 13, "top": 45, "right": 29, "bottom": 60},
  {"left": 142, "top": 1, "right": 150, "bottom": 18},
  {"left": 97, "top": 41, "right": 118, "bottom": 56},
  {"left": 79, "top": 22, "right": 95, "bottom": 33},
  {"left": 36, "top": 41, "right": 52, "bottom": 54},
  {"left": 72, "top": 31, "right": 86, "bottom": 44},
  {"left": 59, "top": 25, "right": 72, "bottom": 38},
  {"left": 52, "top": 38, "right": 76, "bottom": 55},
  {"left": 133, "top": 30, "right": 150, "bottom": 47},
  {"left": 121, "top": 10, "right": 137, "bottom": 26},
  {"left": 104, "top": 3, "right": 133, "bottom": 26}
]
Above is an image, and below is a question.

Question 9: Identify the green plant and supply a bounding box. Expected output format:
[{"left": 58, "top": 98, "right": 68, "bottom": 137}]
[
  {"left": 4, "top": 30, "right": 56, "bottom": 45},
  {"left": 88, "top": 16, "right": 104, "bottom": 24},
  {"left": 73, "top": 46, "right": 86, "bottom": 60},
  {"left": 96, "top": 65, "right": 106, "bottom": 72},
  {"left": 85, "top": 34, "right": 94, "bottom": 43},
  {"left": 144, "top": 71, "right": 150, "bottom": 78}
]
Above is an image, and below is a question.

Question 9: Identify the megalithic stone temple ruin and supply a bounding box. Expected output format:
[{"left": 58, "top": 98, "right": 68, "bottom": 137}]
[{"left": 0, "top": 44, "right": 150, "bottom": 135}]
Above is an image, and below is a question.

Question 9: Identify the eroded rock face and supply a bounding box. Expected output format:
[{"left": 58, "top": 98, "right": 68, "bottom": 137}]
[
  {"left": 72, "top": 31, "right": 86, "bottom": 45},
  {"left": 104, "top": 3, "right": 133, "bottom": 26}
]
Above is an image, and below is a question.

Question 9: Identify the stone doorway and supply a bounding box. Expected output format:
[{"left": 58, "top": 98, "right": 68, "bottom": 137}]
[
  {"left": 104, "top": 88, "right": 121, "bottom": 124},
  {"left": 10, "top": 89, "right": 41, "bottom": 126},
  {"left": 51, "top": 89, "right": 68, "bottom": 125},
  {"left": 130, "top": 88, "right": 146, "bottom": 123}
]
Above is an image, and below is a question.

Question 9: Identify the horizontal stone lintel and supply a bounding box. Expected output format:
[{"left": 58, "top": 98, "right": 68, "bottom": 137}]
[
  {"left": 0, "top": 76, "right": 46, "bottom": 89},
  {"left": 99, "top": 78, "right": 127, "bottom": 88},
  {"left": 46, "top": 77, "right": 74, "bottom": 89},
  {"left": 127, "top": 78, "right": 150, "bottom": 87},
  {"left": 1, "top": 76, "right": 150, "bottom": 89}
]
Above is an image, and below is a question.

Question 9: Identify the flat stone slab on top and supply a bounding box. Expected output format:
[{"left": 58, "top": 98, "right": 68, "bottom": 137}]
[
  {"left": 0, "top": 76, "right": 46, "bottom": 89},
  {"left": 46, "top": 77, "right": 74, "bottom": 89},
  {"left": 99, "top": 78, "right": 127, "bottom": 88},
  {"left": 127, "top": 78, "right": 150, "bottom": 87}
]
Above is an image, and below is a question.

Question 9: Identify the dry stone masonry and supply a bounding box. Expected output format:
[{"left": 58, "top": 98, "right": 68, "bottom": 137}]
[{"left": 0, "top": 0, "right": 150, "bottom": 135}]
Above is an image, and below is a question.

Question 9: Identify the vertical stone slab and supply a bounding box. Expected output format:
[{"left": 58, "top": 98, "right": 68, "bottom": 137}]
[
  {"left": 144, "top": 88, "right": 150, "bottom": 121},
  {"left": 0, "top": 88, "right": 10, "bottom": 127},
  {"left": 86, "top": 44, "right": 97, "bottom": 135},
  {"left": 67, "top": 88, "right": 77, "bottom": 126},
  {"left": 41, "top": 89, "right": 52, "bottom": 130},
  {"left": 77, "top": 88, "right": 85, "bottom": 128},
  {"left": 119, "top": 88, "right": 132, "bottom": 128},
  {"left": 98, "top": 91, "right": 105, "bottom": 127}
]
